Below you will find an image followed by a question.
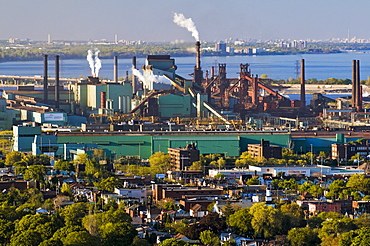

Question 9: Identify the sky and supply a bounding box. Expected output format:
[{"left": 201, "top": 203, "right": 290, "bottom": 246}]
[{"left": 2, "top": 0, "right": 370, "bottom": 42}]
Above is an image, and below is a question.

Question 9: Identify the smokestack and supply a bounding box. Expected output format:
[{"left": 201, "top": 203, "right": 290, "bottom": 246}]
[
  {"left": 211, "top": 66, "right": 215, "bottom": 78},
  {"left": 55, "top": 55, "right": 60, "bottom": 109},
  {"left": 352, "top": 60, "right": 357, "bottom": 108},
  {"left": 300, "top": 59, "right": 306, "bottom": 108},
  {"left": 356, "top": 60, "right": 362, "bottom": 112},
  {"left": 252, "top": 75, "right": 258, "bottom": 105},
  {"left": 132, "top": 56, "right": 137, "bottom": 93},
  {"left": 114, "top": 56, "right": 118, "bottom": 83},
  {"left": 196, "top": 41, "right": 201, "bottom": 70},
  {"left": 43, "top": 55, "right": 48, "bottom": 103},
  {"left": 100, "top": 91, "right": 106, "bottom": 109}
]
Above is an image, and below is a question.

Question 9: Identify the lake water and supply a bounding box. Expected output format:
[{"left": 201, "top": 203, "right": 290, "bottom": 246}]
[{"left": 2, "top": 51, "right": 370, "bottom": 81}]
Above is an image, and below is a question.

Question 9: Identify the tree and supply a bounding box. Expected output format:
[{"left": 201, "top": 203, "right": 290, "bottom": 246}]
[
  {"left": 24, "top": 165, "right": 46, "bottom": 187},
  {"left": 62, "top": 231, "right": 99, "bottom": 246},
  {"left": 318, "top": 217, "right": 354, "bottom": 241},
  {"left": 246, "top": 177, "right": 260, "bottom": 185},
  {"left": 22, "top": 154, "right": 50, "bottom": 166},
  {"left": 99, "top": 222, "right": 137, "bottom": 246},
  {"left": 9, "top": 230, "right": 43, "bottom": 246},
  {"left": 75, "top": 153, "right": 89, "bottom": 165},
  {"left": 131, "top": 236, "right": 151, "bottom": 246},
  {"left": 343, "top": 227, "right": 370, "bottom": 246},
  {"left": 199, "top": 212, "right": 227, "bottom": 234},
  {"left": 5, "top": 151, "right": 23, "bottom": 166},
  {"left": 346, "top": 174, "right": 370, "bottom": 195},
  {"left": 94, "top": 177, "right": 121, "bottom": 192},
  {"left": 227, "top": 207, "right": 253, "bottom": 237},
  {"left": 159, "top": 238, "right": 189, "bottom": 246},
  {"left": 287, "top": 227, "right": 320, "bottom": 246},
  {"left": 0, "top": 219, "right": 14, "bottom": 244},
  {"left": 149, "top": 152, "right": 170, "bottom": 175},
  {"left": 280, "top": 203, "right": 304, "bottom": 232},
  {"left": 54, "top": 159, "right": 75, "bottom": 172},
  {"left": 326, "top": 179, "right": 346, "bottom": 200},
  {"left": 199, "top": 230, "right": 220, "bottom": 246},
  {"left": 189, "top": 161, "right": 204, "bottom": 171},
  {"left": 249, "top": 203, "right": 284, "bottom": 239},
  {"left": 60, "top": 202, "right": 89, "bottom": 227},
  {"left": 61, "top": 183, "right": 72, "bottom": 196}
]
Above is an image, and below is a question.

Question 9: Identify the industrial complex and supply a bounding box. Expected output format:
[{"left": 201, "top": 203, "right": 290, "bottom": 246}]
[{"left": 0, "top": 41, "right": 369, "bottom": 164}]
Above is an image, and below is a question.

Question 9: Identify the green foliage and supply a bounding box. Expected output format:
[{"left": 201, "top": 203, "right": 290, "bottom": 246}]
[
  {"left": 54, "top": 159, "right": 75, "bottom": 171},
  {"left": 246, "top": 176, "right": 260, "bottom": 185},
  {"left": 0, "top": 219, "right": 14, "bottom": 244},
  {"left": 82, "top": 209, "right": 135, "bottom": 244},
  {"left": 346, "top": 174, "right": 370, "bottom": 195},
  {"left": 9, "top": 229, "right": 43, "bottom": 246},
  {"left": 131, "top": 236, "right": 151, "bottom": 246},
  {"left": 159, "top": 238, "right": 189, "bottom": 246},
  {"left": 149, "top": 151, "right": 170, "bottom": 175},
  {"left": 94, "top": 176, "right": 121, "bottom": 192},
  {"left": 287, "top": 227, "right": 321, "bottom": 246},
  {"left": 5, "top": 151, "right": 23, "bottom": 166},
  {"left": 63, "top": 231, "right": 99, "bottom": 246},
  {"left": 280, "top": 203, "right": 304, "bottom": 232},
  {"left": 60, "top": 202, "right": 90, "bottom": 227},
  {"left": 340, "top": 227, "right": 370, "bottom": 246},
  {"left": 199, "top": 230, "right": 220, "bottom": 246},
  {"left": 189, "top": 160, "right": 204, "bottom": 171},
  {"left": 61, "top": 183, "right": 72, "bottom": 196},
  {"left": 24, "top": 165, "right": 46, "bottom": 183},
  {"left": 227, "top": 207, "right": 253, "bottom": 237},
  {"left": 250, "top": 203, "right": 284, "bottom": 239},
  {"left": 22, "top": 154, "right": 50, "bottom": 166},
  {"left": 318, "top": 217, "right": 354, "bottom": 241},
  {"left": 326, "top": 179, "right": 346, "bottom": 200}
]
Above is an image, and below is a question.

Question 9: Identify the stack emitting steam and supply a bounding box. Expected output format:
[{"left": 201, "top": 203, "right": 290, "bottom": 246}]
[
  {"left": 132, "top": 67, "right": 170, "bottom": 88},
  {"left": 173, "top": 13, "right": 199, "bottom": 41},
  {"left": 87, "top": 48, "right": 102, "bottom": 77}
]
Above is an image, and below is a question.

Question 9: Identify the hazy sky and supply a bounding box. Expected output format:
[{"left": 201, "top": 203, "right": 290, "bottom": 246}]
[{"left": 2, "top": 0, "right": 370, "bottom": 42}]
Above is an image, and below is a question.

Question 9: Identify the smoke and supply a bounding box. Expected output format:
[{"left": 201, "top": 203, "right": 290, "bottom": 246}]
[
  {"left": 86, "top": 48, "right": 102, "bottom": 77},
  {"left": 87, "top": 50, "right": 95, "bottom": 77},
  {"left": 173, "top": 13, "right": 199, "bottom": 41},
  {"left": 132, "top": 67, "right": 146, "bottom": 83},
  {"left": 132, "top": 67, "right": 171, "bottom": 89},
  {"left": 94, "top": 49, "right": 102, "bottom": 77}
]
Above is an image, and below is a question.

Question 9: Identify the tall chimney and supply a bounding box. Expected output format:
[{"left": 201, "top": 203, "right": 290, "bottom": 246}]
[
  {"left": 210, "top": 66, "right": 215, "bottom": 78},
  {"left": 196, "top": 41, "right": 201, "bottom": 70},
  {"left": 252, "top": 75, "right": 258, "bottom": 105},
  {"left": 352, "top": 60, "right": 357, "bottom": 108},
  {"left": 132, "top": 56, "right": 137, "bottom": 93},
  {"left": 300, "top": 59, "right": 306, "bottom": 108},
  {"left": 114, "top": 56, "right": 118, "bottom": 83},
  {"left": 100, "top": 91, "right": 106, "bottom": 109},
  {"left": 43, "top": 55, "right": 48, "bottom": 103},
  {"left": 55, "top": 55, "right": 60, "bottom": 109},
  {"left": 356, "top": 60, "right": 362, "bottom": 112}
]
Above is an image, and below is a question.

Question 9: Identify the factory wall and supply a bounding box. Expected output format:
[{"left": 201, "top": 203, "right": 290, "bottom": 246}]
[
  {"left": 239, "top": 134, "right": 290, "bottom": 153},
  {"left": 32, "top": 112, "right": 67, "bottom": 126},
  {"left": 56, "top": 132, "right": 291, "bottom": 159},
  {"left": 106, "top": 83, "right": 132, "bottom": 112},
  {"left": 13, "top": 125, "right": 42, "bottom": 152},
  {"left": 158, "top": 94, "right": 192, "bottom": 118},
  {"left": 291, "top": 137, "right": 337, "bottom": 153}
]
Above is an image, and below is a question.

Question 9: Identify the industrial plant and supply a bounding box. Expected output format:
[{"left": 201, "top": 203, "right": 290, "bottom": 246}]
[{"left": 1, "top": 13, "right": 369, "bottom": 163}]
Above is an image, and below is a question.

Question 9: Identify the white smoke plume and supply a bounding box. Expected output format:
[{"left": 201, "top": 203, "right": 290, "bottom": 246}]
[
  {"left": 86, "top": 48, "right": 102, "bottom": 77},
  {"left": 94, "top": 49, "right": 102, "bottom": 77},
  {"left": 132, "top": 67, "right": 146, "bottom": 83},
  {"left": 86, "top": 50, "right": 95, "bottom": 77},
  {"left": 173, "top": 13, "right": 199, "bottom": 41}
]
